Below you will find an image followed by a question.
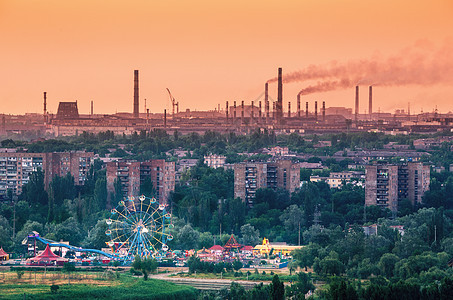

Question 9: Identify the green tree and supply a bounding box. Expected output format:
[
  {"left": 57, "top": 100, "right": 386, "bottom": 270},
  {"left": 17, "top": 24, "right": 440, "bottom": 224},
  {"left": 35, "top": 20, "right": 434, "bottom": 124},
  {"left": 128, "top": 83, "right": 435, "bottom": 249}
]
[
  {"left": 199, "top": 232, "right": 214, "bottom": 249},
  {"left": 378, "top": 253, "right": 399, "bottom": 277},
  {"left": 22, "top": 168, "right": 48, "bottom": 207},
  {"left": 140, "top": 177, "right": 156, "bottom": 197},
  {"left": 82, "top": 219, "right": 109, "bottom": 250},
  {"left": 177, "top": 224, "right": 200, "bottom": 250},
  {"left": 269, "top": 275, "right": 285, "bottom": 300},
  {"left": 286, "top": 272, "right": 315, "bottom": 298},
  {"left": 232, "top": 260, "right": 243, "bottom": 271},
  {"left": 240, "top": 224, "right": 260, "bottom": 246},
  {"left": 292, "top": 243, "right": 320, "bottom": 271},
  {"left": 94, "top": 177, "right": 108, "bottom": 211},
  {"left": 132, "top": 255, "right": 158, "bottom": 280}
]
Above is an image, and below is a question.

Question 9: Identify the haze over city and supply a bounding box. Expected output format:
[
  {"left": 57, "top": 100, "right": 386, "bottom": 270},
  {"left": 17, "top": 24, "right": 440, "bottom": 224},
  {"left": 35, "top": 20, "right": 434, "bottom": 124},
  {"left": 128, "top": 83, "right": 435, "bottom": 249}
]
[{"left": 0, "top": 0, "right": 452, "bottom": 115}]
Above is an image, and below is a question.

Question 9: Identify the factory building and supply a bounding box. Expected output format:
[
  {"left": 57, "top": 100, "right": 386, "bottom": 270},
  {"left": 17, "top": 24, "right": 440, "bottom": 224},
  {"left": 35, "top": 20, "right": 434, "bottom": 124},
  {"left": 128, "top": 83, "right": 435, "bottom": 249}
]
[
  {"left": 0, "top": 151, "right": 94, "bottom": 196},
  {"left": 106, "top": 160, "right": 175, "bottom": 203},
  {"left": 234, "top": 160, "right": 300, "bottom": 206},
  {"left": 365, "top": 162, "right": 430, "bottom": 212}
]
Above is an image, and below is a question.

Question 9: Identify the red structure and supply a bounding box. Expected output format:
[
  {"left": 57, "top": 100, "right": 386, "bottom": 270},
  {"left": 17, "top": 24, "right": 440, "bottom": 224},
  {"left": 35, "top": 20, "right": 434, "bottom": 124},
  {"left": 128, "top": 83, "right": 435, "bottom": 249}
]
[
  {"left": 26, "top": 244, "right": 68, "bottom": 266},
  {"left": 223, "top": 235, "right": 242, "bottom": 252},
  {"left": 0, "top": 247, "right": 9, "bottom": 261}
]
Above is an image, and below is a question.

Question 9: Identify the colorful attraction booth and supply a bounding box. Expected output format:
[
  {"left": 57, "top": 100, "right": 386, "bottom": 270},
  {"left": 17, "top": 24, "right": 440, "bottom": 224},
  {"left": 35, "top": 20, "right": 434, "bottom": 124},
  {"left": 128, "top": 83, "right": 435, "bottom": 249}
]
[
  {"left": 26, "top": 244, "right": 68, "bottom": 266},
  {"left": 0, "top": 247, "right": 9, "bottom": 261},
  {"left": 253, "top": 238, "right": 304, "bottom": 256}
]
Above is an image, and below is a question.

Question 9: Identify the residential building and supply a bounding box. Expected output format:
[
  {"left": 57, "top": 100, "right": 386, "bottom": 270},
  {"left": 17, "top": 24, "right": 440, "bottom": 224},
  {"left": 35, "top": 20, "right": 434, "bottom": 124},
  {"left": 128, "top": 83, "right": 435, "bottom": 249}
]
[
  {"left": 365, "top": 162, "right": 430, "bottom": 212},
  {"left": 0, "top": 151, "right": 94, "bottom": 196},
  {"left": 234, "top": 160, "right": 300, "bottom": 206},
  {"left": 269, "top": 146, "right": 289, "bottom": 157},
  {"left": 310, "top": 171, "right": 363, "bottom": 189},
  {"left": 106, "top": 160, "right": 175, "bottom": 203},
  {"left": 204, "top": 154, "right": 226, "bottom": 169},
  {"left": 175, "top": 158, "right": 198, "bottom": 182}
]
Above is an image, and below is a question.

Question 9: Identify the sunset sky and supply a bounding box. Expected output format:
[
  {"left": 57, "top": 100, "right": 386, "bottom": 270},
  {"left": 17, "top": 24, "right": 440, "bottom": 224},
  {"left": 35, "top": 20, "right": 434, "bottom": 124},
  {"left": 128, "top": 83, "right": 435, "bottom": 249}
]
[{"left": 0, "top": 0, "right": 452, "bottom": 115}]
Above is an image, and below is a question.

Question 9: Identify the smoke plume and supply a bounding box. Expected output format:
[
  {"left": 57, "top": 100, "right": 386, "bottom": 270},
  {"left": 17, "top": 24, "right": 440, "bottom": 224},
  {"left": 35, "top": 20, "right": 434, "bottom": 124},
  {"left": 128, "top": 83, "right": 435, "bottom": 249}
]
[{"left": 268, "top": 39, "right": 453, "bottom": 95}]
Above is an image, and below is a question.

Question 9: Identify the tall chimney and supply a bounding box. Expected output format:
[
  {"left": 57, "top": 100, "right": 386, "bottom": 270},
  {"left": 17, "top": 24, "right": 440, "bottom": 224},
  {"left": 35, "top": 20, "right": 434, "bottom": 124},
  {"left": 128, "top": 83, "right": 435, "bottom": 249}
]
[
  {"left": 368, "top": 86, "right": 372, "bottom": 117},
  {"left": 226, "top": 101, "right": 229, "bottom": 123},
  {"left": 234, "top": 101, "right": 237, "bottom": 121},
  {"left": 355, "top": 85, "right": 359, "bottom": 122},
  {"left": 133, "top": 70, "right": 139, "bottom": 118},
  {"left": 251, "top": 101, "right": 254, "bottom": 121},
  {"left": 322, "top": 101, "right": 326, "bottom": 121},
  {"left": 277, "top": 67, "right": 283, "bottom": 121},
  {"left": 273, "top": 102, "right": 276, "bottom": 120},
  {"left": 297, "top": 94, "right": 301, "bottom": 118},
  {"left": 315, "top": 101, "right": 318, "bottom": 120},
  {"left": 288, "top": 102, "right": 291, "bottom": 118},
  {"left": 241, "top": 100, "right": 244, "bottom": 121},
  {"left": 265, "top": 82, "right": 269, "bottom": 120},
  {"left": 259, "top": 101, "right": 262, "bottom": 120},
  {"left": 306, "top": 102, "right": 309, "bottom": 118},
  {"left": 146, "top": 108, "right": 149, "bottom": 125},
  {"left": 91, "top": 100, "right": 93, "bottom": 116},
  {"left": 43, "top": 92, "right": 47, "bottom": 123},
  {"left": 164, "top": 109, "right": 167, "bottom": 128}
]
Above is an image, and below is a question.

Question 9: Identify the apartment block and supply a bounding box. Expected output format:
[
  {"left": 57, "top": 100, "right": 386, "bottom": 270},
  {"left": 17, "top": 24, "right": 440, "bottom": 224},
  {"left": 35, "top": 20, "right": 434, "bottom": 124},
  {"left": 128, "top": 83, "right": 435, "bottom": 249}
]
[
  {"left": 234, "top": 160, "right": 300, "bottom": 206},
  {"left": 106, "top": 160, "right": 175, "bottom": 203},
  {"left": 204, "top": 154, "right": 226, "bottom": 169},
  {"left": 365, "top": 162, "right": 430, "bottom": 212},
  {"left": 0, "top": 151, "right": 94, "bottom": 196}
]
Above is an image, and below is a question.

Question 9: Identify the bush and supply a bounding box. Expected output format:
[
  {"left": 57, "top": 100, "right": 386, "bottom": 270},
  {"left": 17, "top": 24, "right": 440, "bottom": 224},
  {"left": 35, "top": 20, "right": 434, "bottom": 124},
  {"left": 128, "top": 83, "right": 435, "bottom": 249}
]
[
  {"left": 50, "top": 284, "right": 59, "bottom": 294},
  {"left": 16, "top": 270, "right": 24, "bottom": 279}
]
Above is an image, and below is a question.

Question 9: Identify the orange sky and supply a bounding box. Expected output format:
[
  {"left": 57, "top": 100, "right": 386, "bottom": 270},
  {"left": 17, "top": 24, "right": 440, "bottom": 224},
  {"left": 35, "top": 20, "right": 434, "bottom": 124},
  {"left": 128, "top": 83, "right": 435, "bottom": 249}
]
[{"left": 0, "top": 0, "right": 452, "bottom": 115}]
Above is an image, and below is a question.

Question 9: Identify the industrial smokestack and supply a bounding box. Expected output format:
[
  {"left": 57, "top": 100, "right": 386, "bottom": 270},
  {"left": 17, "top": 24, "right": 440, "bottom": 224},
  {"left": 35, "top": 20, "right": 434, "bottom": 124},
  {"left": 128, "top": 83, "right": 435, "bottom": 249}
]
[
  {"left": 251, "top": 101, "right": 254, "bottom": 121},
  {"left": 43, "top": 92, "right": 47, "bottom": 123},
  {"left": 297, "top": 94, "right": 301, "bottom": 118},
  {"left": 288, "top": 102, "right": 291, "bottom": 118},
  {"left": 226, "top": 101, "right": 229, "bottom": 123},
  {"left": 164, "top": 109, "right": 167, "bottom": 128},
  {"left": 91, "top": 100, "right": 93, "bottom": 116},
  {"left": 234, "top": 101, "right": 237, "bottom": 121},
  {"left": 306, "top": 102, "right": 309, "bottom": 118},
  {"left": 146, "top": 108, "right": 149, "bottom": 125},
  {"left": 369, "top": 86, "right": 372, "bottom": 116},
  {"left": 134, "top": 70, "right": 139, "bottom": 118},
  {"left": 259, "top": 101, "right": 262, "bottom": 120},
  {"left": 315, "top": 101, "right": 318, "bottom": 120},
  {"left": 322, "top": 101, "right": 326, "bottom": 122},
  {"left": 265, "top": 82, "right": 269, "bottom": 121},
  {"left": 277, "top": 67, "right": 283, "bottom": 121},
  {"left": 355, "top": 85, "right": 359, "bottom": 122},
  {"left": 273, "top": 102, "right": 276, "bottom": 120},
  {"left": 241, "top": 100, "right": 244, "bottom": 121}
]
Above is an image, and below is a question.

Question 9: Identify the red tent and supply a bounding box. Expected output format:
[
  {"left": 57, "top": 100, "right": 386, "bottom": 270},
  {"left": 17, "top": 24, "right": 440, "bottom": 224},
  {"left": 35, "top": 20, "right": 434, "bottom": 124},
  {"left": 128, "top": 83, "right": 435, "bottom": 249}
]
[
  {"left": 0, "top": 247, "right": 9, "bottom": 261},
  {"left": 26, "top": 244, "right": 68, "bottom": 266},
  {"left": 223, "top": 235, "right": 242, "bottom": 252}
]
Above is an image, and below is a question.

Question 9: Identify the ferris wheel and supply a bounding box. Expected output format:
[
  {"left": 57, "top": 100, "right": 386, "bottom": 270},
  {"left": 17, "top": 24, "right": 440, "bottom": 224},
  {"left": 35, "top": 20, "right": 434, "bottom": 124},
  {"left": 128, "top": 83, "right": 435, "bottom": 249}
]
[{"left": 105, "top": 195, "right": 173, "bottom": 260}]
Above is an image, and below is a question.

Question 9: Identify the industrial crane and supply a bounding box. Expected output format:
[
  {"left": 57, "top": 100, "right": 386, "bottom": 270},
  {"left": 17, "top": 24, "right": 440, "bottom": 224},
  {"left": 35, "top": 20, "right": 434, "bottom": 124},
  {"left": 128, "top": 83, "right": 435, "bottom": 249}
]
[{"left": 166, "top": 88, "right": 179, "bottom": 117}]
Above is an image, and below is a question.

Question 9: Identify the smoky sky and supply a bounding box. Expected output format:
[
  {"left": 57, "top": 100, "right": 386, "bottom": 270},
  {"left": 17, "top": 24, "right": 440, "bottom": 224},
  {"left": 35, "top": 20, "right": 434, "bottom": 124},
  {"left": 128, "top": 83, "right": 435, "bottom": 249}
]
[{"left": 268, "top": 39, "right": 453, "bottom": 96}]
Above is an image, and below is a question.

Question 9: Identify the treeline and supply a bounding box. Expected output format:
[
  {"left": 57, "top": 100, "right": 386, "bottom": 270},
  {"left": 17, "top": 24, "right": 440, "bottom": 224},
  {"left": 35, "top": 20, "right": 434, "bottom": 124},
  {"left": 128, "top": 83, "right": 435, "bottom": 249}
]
[
  {"left": 289, "top": 207, "right": 453, "bottom": 297},
  {"left": 323, "top": 276, "right": 453, "bottom": 300}
]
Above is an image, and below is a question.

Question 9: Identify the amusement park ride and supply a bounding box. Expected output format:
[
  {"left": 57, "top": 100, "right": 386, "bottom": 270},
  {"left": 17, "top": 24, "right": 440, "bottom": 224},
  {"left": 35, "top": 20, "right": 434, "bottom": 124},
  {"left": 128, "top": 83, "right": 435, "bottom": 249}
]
[{"left": 26, "top": 195, "right": 173, "bottom": 263}]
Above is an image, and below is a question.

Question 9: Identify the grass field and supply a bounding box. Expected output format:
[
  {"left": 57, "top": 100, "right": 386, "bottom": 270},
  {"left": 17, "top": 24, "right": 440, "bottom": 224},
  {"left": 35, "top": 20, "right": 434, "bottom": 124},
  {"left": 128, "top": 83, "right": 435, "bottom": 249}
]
[{"left": 0, "top": 269, "right": 197, "bottom": 300}]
